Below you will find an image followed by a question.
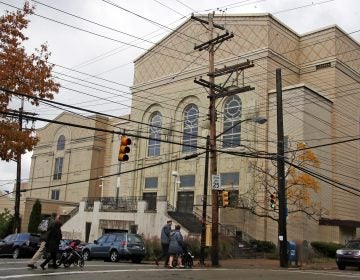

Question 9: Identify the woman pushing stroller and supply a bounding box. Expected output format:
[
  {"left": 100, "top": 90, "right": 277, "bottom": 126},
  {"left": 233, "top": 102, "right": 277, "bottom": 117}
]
[{"left": 167, "top": 225, "right": 184, "bottom": 268}]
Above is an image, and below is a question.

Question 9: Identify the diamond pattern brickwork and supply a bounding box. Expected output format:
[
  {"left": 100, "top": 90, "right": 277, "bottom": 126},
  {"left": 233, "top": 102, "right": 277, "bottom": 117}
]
[
  {"left": 134, "top": 16, "right": 360, "bottom": 87},
  {"left": 337, "top": 33, "right": 360, "bottom": 74},
  {"left": 299, "top": 33, "right": 336, "bottom": 64},
  {"left": 134, "top": 23, "right": 208, "bottom": 85}
]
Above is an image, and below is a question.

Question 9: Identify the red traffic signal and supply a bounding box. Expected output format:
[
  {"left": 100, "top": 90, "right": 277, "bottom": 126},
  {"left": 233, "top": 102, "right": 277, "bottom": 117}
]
[{"left": 118, "top": 135, "right": 132, "bottom": 161}]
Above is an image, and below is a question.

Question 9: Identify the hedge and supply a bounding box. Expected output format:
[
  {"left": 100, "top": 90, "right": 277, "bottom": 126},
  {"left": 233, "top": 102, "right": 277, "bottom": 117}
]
[{"left": 310, "top": 241, "right": 343, "bottom": 258}]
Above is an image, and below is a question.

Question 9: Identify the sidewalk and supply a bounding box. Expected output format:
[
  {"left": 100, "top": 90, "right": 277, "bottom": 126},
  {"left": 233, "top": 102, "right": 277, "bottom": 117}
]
[{"left": 195, "top": 258, "right": 338, "bottom": 270}]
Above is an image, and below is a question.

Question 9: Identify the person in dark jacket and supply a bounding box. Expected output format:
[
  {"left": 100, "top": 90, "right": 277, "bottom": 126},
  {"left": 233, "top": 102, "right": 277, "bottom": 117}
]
[
  {"left": 40, "top": 217, "right": 62, "bottom": 270},
  {"left": 155, "top": 220, "right": 172, "bottom": 266},
  {"left": 27, "top": 212, "right": 57, "bottom": 269},
  {"left": 167, "top": 225, "right": 184, "bottom": 268}
]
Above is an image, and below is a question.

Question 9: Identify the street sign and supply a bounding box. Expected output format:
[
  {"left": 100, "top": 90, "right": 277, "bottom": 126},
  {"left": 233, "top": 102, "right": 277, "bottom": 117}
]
[{"left": 212, "top": 175, "right": 221, "bottom": 190}]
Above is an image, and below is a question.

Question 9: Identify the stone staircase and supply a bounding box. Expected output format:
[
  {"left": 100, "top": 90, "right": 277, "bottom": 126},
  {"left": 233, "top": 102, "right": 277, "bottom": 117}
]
[{"left": 167, "top": 211, "right": 202, "bottom": 234}]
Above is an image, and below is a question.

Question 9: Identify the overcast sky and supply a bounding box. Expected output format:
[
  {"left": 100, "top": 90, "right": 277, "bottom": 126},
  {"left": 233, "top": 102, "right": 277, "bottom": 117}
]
[{"left": 1, "top": 0, "right": 360, "bottom": 192}]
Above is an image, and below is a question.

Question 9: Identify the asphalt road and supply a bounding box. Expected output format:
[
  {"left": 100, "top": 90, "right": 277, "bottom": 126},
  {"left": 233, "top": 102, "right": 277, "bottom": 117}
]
[{"left": 1, "top": 259, "right": 360, "bottom": 280}]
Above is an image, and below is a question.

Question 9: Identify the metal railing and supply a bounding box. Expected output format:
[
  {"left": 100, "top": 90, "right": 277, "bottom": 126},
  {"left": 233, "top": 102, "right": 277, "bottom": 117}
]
[
  {"left": 82, "top": 196, "right": 168, "bottom": 212},
  {"left": 68, "top": 205, "right": 79, "bottom": 217},
  {"left": 99, "top": 196, "right": 141, "bottom": 212}
]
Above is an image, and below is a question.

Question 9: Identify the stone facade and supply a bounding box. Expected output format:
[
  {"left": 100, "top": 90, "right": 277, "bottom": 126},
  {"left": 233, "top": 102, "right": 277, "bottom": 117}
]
[
  {"left": 28, "top": 112, "right": 109, "bottom": 202},
  {"left": 28, "top": 14, "right": 360, "bottom": 244},
  {"left": 128, "top": 14, "right": 360, "bottom": 243}
]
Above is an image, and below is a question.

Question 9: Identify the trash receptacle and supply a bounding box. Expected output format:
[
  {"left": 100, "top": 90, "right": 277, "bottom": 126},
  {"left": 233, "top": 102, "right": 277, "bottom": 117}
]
[{"left": 287, "top": 240, "right": 297, "bottom": 265}]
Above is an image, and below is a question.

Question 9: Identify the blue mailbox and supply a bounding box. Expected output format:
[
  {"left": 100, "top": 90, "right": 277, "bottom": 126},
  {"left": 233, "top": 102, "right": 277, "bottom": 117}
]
[{"left": 287, "top": 240, "right": 297, "bottom": 264}]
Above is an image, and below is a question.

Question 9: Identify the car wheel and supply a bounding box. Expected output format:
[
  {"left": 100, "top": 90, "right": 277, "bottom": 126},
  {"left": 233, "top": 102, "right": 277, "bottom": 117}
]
[
  {"left": 337, "top": 263, "right": 346, "bottom": 270},
  {"left": 12, "top": 248, "right": 20, "bottom": 259},
  {"left": 82, "top": 250, "right": 91, "bottom": 261},
  {"left": 109, "top": 250, "right": 119, "bottom": 262}
]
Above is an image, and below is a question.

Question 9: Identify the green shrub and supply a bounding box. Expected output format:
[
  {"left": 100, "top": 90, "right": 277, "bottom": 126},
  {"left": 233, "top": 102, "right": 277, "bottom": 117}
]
[
  {"left": 310, "top": 241, "right": 343, "bottom": 258},
  {"left": 143, "top": 236, "right": 161, "bottom": 260},
  {"left": 183, "top": 236, "right": 201, "bottom": 259},
  {"left": 0, "top": 209, "right": 14, "bottom": 238},
  {"left": 249, "top": 240, "right": 276, "bottom": 253},
  {"left": 28, "top": 199, "right": 42, "bottom": 233},
  {"left": 219, "top": 235, "right": 235, "bottom": 259}
]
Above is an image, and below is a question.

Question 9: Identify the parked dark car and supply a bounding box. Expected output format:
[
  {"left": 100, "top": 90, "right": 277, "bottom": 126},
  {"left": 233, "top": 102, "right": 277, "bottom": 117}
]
[
  {"left": 82, "top": 232, "right": 146, "bottom": 263},
  {"left": 0, "top": 233, "right": 40, "bottom": 259},
  {"left": 336, "top": 239, "right": 360, "bottom": 270}
]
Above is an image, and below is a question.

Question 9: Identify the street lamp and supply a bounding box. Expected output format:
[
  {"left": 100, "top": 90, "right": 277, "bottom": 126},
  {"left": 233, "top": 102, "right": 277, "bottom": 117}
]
[
  {"left": 171, "top": 171, "right": 180, "bottom": 209},
  {"left": 216, "top": 116, "right": 267, "bottom": 140},
  {"left": 99, "top": 177, "right": 104, "bottom": 198}
]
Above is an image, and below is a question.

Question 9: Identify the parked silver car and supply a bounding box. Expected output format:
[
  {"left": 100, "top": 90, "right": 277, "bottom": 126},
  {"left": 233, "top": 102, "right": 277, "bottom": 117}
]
[{"left": 82, "top": 232, "right": 146, "bottom": 263}]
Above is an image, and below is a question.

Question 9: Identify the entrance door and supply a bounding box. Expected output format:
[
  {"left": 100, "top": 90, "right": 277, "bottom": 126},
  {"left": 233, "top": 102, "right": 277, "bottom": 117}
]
[
  {"left": 85, "top": 222, "right": 91, "bottom": 243},
  {"left": 177, "top": 191, "right": 194, "bottom": 213}
]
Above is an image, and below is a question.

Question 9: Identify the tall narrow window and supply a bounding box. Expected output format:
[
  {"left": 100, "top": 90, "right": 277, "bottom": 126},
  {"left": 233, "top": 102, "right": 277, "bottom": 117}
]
[
  {"left": 143, "top": 192, "right": 157, "bottom": 211},
  {"left": 57, "top": 135, "right": 65, "bottom": 150},
  {"left": 148, "top": 112, "right": 162, "bottom": 157},
  {"left": 223, "top": 96, "right": 242, "bottom": 148},
  {"left": 53, "top": 157, "right": 64, "bottom": 180},
  {"left": 51, "top": 189, "right": 60, "bottom": 200},
  {"left": 284, "top": 135, "right": 289, "bottom": 159},
  {"left": 182, "top": 104, "right": 199, "bottom": 153}
]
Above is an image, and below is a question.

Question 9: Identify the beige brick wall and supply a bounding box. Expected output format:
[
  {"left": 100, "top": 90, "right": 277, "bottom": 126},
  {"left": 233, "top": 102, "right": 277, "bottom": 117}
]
[
  {"left": 27, "top": 14, "right": 360, "bottom": 243},
  {"left": 28, "top": 113, "right": 109, "bottom": 203}
]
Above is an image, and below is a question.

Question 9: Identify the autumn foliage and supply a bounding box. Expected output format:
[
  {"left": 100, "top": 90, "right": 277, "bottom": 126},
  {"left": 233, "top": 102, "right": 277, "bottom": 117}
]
[
  {"left": 0, "top": 2, "right": 59, "bottom": 161},
  {"left": 249, "top": 142, "right": 322, "bottom": 220}
]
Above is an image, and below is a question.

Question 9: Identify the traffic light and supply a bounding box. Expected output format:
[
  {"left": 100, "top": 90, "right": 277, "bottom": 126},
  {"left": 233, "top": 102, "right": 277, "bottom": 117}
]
[
  {"left": 270, "top": 192, "right": 276, "bottom": 209},
  {"left": 118, "top": 135, "right": 132, "bottom": 161},
  {"left": 222, "top": 191, "right": 229, "bottom": 207}
]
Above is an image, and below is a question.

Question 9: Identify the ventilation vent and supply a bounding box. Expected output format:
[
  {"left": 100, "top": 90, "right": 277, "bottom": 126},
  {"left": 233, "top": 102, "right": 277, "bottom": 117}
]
[{"left": 316, "top": 62, "right": 331, "bottom": 70}]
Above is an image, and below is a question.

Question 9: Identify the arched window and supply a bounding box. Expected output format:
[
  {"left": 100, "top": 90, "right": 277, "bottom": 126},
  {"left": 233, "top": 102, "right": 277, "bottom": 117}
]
[
  {"left": 182, "top": 104, "right": 198, "bottom": 153},
  {"left": 148, "top": 112, "right": 162, "bottom": 156},
  {"left": 223, "top": 96, "right": 242, "bottom": 148},
  {"left": 57, "top": 135, "right": 65, "bottom": 150}
]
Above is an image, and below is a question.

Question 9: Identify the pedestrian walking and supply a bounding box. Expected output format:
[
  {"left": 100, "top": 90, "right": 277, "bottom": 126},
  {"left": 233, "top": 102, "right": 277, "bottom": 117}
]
[
  {"left": 168, "top": 225, "right": 184, "bottom": 268},
  {"left": 40, "top": 216, "right": 62, "bottom": 270},
  {"left": 155, "top": 220, "right": 172, "bottom": 266},
  {"left": 27, "top": 212, "right": 57, "bottom": 269}
]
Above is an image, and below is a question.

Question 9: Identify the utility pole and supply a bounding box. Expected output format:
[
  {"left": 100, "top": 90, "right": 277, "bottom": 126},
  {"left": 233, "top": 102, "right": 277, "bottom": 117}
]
[
  {"left": 192, "top": 13, "right": 254, "bottom": 266},
  {"left": 200, "top": 135, "right": 210, "bottom": 265},
  {"left": 14, "top": 97, "right": 24, "bottom": 233},
  {"left": 276, "top": 68, "right": 288, "bottom": 267}
]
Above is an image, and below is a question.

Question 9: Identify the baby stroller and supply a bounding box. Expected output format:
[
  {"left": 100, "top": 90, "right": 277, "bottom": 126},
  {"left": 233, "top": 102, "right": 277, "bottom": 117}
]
[
  {"left": 172, "top": 243, "right": 194, "bottom": 268},
  {"left": 56, "top": 239, "right": 84, "bottom": 268}
]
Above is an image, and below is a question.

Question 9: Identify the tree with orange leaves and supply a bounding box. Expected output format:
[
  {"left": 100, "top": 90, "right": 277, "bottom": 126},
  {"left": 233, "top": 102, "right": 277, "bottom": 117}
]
[
  {"left": 0, "top": 2, "right": 59, "bottom": 161},
  {"left": 246, "top": 142, "right": 323, "bottom": 221}
]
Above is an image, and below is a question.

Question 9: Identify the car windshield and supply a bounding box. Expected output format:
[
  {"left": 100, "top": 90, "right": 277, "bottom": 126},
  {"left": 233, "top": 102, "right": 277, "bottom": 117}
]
[
  {"left": 3, "top": 234, "right": 15, "bottom": 242},
  {"left": 128, "top": 235, "right": 142, "bottom": 244},
  {"left": 345, "top": 241, "right": 360, "bottom": 249},
  {"left": 97, "top": 235, "right": 108, "bottom": 243},
  {"left": 17, "top": 234, "right": 30, "bottom": 241}
]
